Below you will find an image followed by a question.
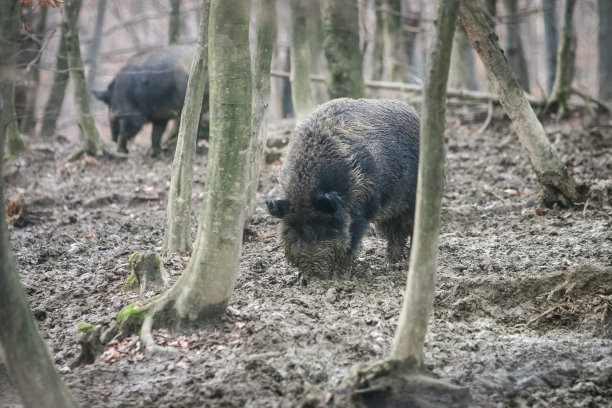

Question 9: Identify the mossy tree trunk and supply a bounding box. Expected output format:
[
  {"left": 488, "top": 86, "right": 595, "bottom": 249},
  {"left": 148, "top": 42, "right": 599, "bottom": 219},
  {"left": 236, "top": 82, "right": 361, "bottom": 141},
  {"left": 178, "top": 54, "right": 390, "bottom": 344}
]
[
  {"left": 599, "top": 0, "right": 612, "bottom": 101},
  {"left": 390, "top": 0, "right": 459, "bottom": 368},
  {"left": 161, "top": 0, "right": 211, "bottom": 257},
  {"left": 503, "top": 0, "right": 530, "bottom": 92},
  {"left": 289, "top": 0, "right": 314, "bottom": 121},
  {"left": 245, "top": 0, "right": 276, "bottom": 223},
  {"left": 40, "top": 26, "right": 69, "bottom": 138},
  {"left": 1, "top": 0, "right": 26, "bottom": 157},
  {"left": 85, "top": 0, "right": 107, "bottom": 97},
  {"left": 542, "top": 0, "right": 558, "bottom": 96},
  {"left": 17, "top": 6, "right": 47, "bottom": 135},
  {"left": 322, "top": 0, "right": 365, "bottom": 99},
  {"left": 460, "top": 0, "right": 580, "bottom": 207},
  {"left": 169, "top": 0, "right": 181, "bottom": 44},
  {"left": 0, "top": 57, "right": 79, "bottom": 408},
  {"left": 545, "top": 0, "right": 576, "bottom": 115},
  {"left": 138, "top": 0, "right": 252, "bottom": 339},
  {"left": 450, "top": 27, "right": 477, "bottom": 91},
  {"left": 64, "top": 0, "right": 104, "bottom": 157}
]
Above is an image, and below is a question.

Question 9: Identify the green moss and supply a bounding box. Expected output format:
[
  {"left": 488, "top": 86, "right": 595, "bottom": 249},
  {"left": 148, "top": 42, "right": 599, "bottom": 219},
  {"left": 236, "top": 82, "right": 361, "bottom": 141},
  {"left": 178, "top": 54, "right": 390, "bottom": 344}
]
[
  {"left": 124, "top": 272, "right": 137, "bottom": 289},
  {"left": 153, "top": 257, "right": 161, "bottom": 267},
  {"left": 128, "top": 252, "right": 140, "bottom": 263},
  {"left": 116, "top": 302, "right": 147, "bottom": 331},
  {"left": 77, "top": 322, "right": 95, "bottom": 333}
]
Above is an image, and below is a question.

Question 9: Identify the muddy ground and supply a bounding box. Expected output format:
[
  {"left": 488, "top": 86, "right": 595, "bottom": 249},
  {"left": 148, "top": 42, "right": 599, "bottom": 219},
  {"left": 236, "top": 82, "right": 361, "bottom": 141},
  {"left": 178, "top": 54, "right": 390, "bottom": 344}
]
[{"left": 1, "top": 107, "right": 611, "bottom": 408}]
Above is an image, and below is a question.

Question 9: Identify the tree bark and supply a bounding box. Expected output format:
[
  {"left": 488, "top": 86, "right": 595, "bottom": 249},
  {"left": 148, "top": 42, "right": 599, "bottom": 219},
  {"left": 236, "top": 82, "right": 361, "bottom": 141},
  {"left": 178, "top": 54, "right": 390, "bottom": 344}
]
[
  {"left": 359, "top": 0, "right": 376, "bottom": 81},
  {"left": 17, "top": 6, "right": 47, "bottom": 135},
  {"left": 0, "top": 50, "right": 79, "bottom": 408},
  {"left": 546, "top": 0, "right": 576, "bottom": 115},
  {"left": 322, "top": 0, "right": 365, "bottom": 99},
  {"left": 245, "top": 0, "right": 276, "bottom": 223},
  {"left": 289, "top": 0, "right": 314, "bottom": 121},
  {"left": 64, "top": 0, "right": 104, "bottom": 157},
  {"left": 40, "top": 28, "right": 69, "bottom": 138},
  {"left": 86, "top": 0, "right": 107, "bottom": 97},
  {"left": 599, "top": 0, "right": 612, "bottom": 101},
  {"left": 1, "top": 0, "right": 26, "bottom": 156},
  {"left": 169, "top": 0, "right": 181, "bottom": 44},
  {"left": 161, "top": 0, "right": 211, "bottom": 257},
  {"left": 450, "top": 27, "right": 477, "bottom": 91},
  {"left": 542, "top": 0, "right": 558, "bottom": 96},
  {"left": 270, "top": 0, "right": 292, "bottom": 120},
  {"left": 390, "top": 0, "right": 459, "bottom": 368},
  {"left": 139, "top": 0, "right": 252, "bottom": 337},
  {"left": 307, "top": 0, "right": 327, "bottom": 104},
  {"left": 460, "top": 0, "right": 580, "bottom": 207},
  {"left": 503, "top": 0, "right": 530, "bottom": 92}
]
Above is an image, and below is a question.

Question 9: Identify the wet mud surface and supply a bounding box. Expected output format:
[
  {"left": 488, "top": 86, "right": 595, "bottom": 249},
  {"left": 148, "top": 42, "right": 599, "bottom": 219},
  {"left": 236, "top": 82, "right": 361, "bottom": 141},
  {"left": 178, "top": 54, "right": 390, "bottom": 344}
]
[{"left": 2, "top": 110, "right": 611, "bottom": 407}]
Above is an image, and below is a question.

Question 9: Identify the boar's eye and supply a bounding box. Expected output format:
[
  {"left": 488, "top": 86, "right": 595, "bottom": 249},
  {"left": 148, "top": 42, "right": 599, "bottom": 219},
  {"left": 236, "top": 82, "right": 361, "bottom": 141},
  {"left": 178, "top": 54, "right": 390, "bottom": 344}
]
[
  {"left": 312, "top": 192, "right": 343, "bottom": 215},
  {"left": 266, "top": 199, "right": 290, "bottom": 218}
]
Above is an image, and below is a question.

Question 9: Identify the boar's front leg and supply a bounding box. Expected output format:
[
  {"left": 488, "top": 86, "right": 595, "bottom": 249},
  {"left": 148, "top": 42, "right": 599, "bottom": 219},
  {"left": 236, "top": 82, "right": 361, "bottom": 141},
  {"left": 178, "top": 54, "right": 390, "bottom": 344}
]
[{"left": 151, "top": 120, "right": 169, "bottom": 157}]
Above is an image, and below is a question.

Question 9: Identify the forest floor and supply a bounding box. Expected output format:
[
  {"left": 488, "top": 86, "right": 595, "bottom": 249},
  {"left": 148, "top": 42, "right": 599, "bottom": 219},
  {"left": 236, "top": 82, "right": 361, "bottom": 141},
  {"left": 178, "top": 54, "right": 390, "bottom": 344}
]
[{"left": 1, "top": 107, "right": 611, "bottom": 408}]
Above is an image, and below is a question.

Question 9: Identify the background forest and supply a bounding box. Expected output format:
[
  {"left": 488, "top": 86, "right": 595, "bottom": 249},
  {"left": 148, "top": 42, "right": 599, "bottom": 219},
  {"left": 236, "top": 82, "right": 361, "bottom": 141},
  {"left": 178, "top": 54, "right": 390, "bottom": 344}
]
[{"left": 1, "top": 0, "right": 611, "bottom": 407}]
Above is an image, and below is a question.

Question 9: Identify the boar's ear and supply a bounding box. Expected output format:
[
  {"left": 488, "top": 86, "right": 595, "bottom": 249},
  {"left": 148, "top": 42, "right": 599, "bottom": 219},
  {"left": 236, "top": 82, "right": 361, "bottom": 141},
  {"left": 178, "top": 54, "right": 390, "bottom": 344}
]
[
  {"left": 92, "top": 89, "right": 111, "bottom": 105},
  {"left": 312, "top": 192, "right": 344, "bottom": 215},
  {"left": 266, "top": 199, "right": 290, "bottom": 218}
]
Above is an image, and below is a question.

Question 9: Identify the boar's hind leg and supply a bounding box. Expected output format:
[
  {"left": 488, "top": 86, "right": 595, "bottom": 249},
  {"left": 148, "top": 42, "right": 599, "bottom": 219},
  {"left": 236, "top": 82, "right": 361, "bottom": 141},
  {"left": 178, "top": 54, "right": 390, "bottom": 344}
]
[
  {"left": 151, "top": 120, "right": 169, "bottom": 157},
  {"left": 378, "top": 216, "right": 412, "bottom": 264}
]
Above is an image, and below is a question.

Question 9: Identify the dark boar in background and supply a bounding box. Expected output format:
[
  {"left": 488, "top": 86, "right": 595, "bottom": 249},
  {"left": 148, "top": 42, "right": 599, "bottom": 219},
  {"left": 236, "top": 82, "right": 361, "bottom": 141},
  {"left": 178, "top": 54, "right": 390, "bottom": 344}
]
[
  {"left": 266, "top": 98, "right": 420, "bottom": 278},
  {"left": 93, "top": 44, "right": 208, "bottom": 156}
]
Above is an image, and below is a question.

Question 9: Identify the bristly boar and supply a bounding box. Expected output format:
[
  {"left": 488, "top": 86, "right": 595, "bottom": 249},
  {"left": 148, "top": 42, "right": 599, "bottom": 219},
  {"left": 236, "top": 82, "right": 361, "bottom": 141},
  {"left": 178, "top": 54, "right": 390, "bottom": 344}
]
[
  {"left": 266, "top": 98, "right": 420, "bottom": 278},
  {"left": 93, "top": 44, "right": 208, "bottom": 157}
]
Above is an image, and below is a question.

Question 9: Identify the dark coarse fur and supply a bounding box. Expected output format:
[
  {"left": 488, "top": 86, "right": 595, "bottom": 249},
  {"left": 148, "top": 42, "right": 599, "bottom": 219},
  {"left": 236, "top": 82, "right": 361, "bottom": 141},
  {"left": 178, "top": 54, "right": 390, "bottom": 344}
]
[
  {"left": 93, "top": 44, "right": 208, "bottom": 156},
  {"left": 267, "top": 98, "right": 420, "bottom": 278}
]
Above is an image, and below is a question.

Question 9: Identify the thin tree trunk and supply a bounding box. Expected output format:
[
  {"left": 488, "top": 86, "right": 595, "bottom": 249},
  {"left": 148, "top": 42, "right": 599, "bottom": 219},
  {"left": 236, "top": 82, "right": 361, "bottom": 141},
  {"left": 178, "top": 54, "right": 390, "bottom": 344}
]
[
  {"left": 17, "top": 7, "right": 47, "bottom": 135},
  {"left": 542, "top": 0, "right": 558, "bottom": 96},
  {"left": 503, "top": 0, "right": 530, "bottom": 92},
  {"left": 546, "top": 0, "right": 576, "bottom": 115},
  {"left": 64, "top": 0, "right": 104, "bottom": 157},
  {"left": 0, "top": 52, "right": 79, "bottom": 408},
  {"left": 390, "top": 0, "right": 459, "bottom": 368},
  {"left": 270, "top": 0, "right": 291, "bottom": 119},
  {"left": 1, "top": 0, "right": 26, "bottom": 156},
  {"left": 359, "top": 0, "right": 376, "bottom": 81},
  {"left": 40, "top": 29, "right": 69, "bottom": 139},
  {"left": 450, "top": 27, "right": 477, "bottom": 91},
  {"left": 86, "top": 0, "right": 107, "bottom": 98},
  {"left": 289, "top": 0, "right": 314, "bottom": 121},
  {"left": 169, "top": 0, "right": 181, "bottom": 44},
  {"left": 139, "top": 0, "right": 252, "bottom": 337},
  {"left": 322, "top": 0, "right": 365, "bottom": 99},
  {"left": 381, "top": 0, "right": 408, "bottom": 82},
  {"left": 246, "top": 0, "right": 276, "bottom": 223},
  {"left": 161, "top": 0, "right": 211, "bottom": 257},
  {"left": 460, "top": 0, "right": 580, "bottom": 207},
  {"left": 307, "top": 0, "right": 327, "bottom": 104},
  {"left": 599, "top": 0, "right": 612, "bottom": 101}
]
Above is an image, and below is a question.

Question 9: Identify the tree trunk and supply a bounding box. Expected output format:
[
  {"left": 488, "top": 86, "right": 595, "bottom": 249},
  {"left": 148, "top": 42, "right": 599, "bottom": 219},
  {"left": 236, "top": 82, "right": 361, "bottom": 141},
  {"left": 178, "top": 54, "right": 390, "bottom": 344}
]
[
  {"left": 141, "top": 0, "right": 252, "bottom": 334},
  {"left": 17, "top": 6, "right": 47, "bottom": 135},
  {"left": 450, "top": 27, "right": 477, "bottom": 91},
  {"left": 542, "top": 0, "right": 558, "bottom": 96},
  {"left": 0, "top": 0, "right": 26, "bottom": 156},
  {"left": 289, "top": 0, "right": 314, "bottom": 121},
  {"left": 245, "top": 0, "right": 276, "bottom": 223},
  {"left": 546, "top": 0, "right": 576, "bottom": 115},
  {"left": 307, "top": 0, "right": 327, "bottom": 104},
  {"left": 40, "top": 28, "right": 69, "bottom": 139},
  {"left": 503, "top": 0, "right": 530, "bottom": 92},
  {"left": 390, "top": 0, "right": 459, "bottom": 368},
  {"left": 64, "top": 0, "right": 104, "bottom": 157},
  {"left": 460, "top": 0, "right": 580, "bottom": 207},
  {"left": 599, "top": 0, "right": 612, "bottom": 101},
  {"left": 322, "top": 0, "right": 365, "bottom": 99},
  {"left": 381, "top": 0, "right": 406, "bottom": 82},
  {"left": 0, "top": 57, "right": 79, "bottom": 408},
  {"left": 86, "top": 0, "right": 107, "bottom": 98},
  {"left": 161, "top": 0, "right": 211, "bottom": 257},
  {"left": 359, "top": 0, "right": 376, "bottom": 81},
  {"left": 169, "top": 0, "right": 181, "bottom": 44}
]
